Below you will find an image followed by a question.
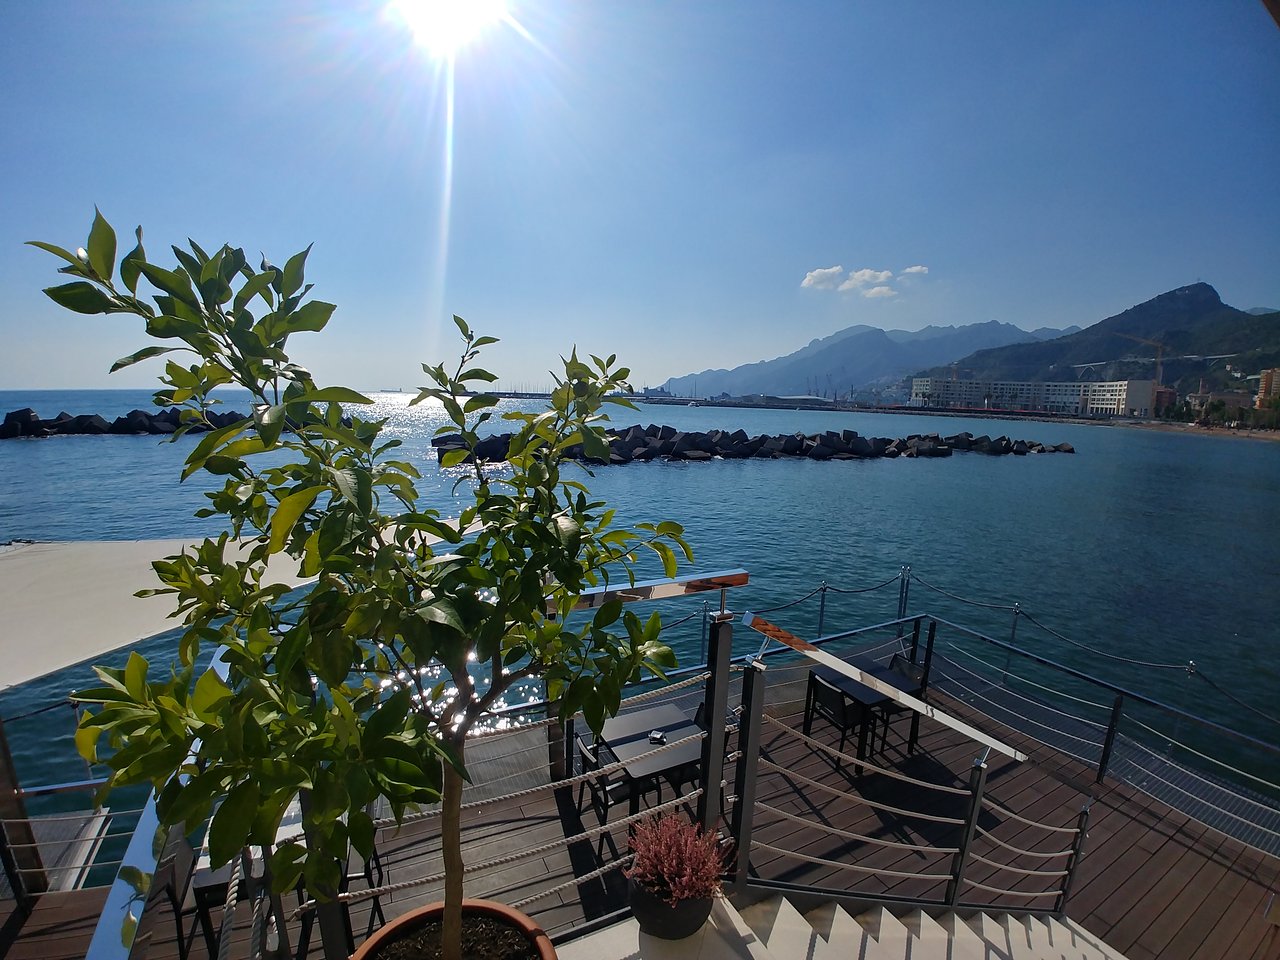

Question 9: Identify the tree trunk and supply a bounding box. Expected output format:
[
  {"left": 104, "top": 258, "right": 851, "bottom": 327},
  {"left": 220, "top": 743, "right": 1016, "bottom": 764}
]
[{"left": 441, "top": 742, "right": 466, "bottom": 960}]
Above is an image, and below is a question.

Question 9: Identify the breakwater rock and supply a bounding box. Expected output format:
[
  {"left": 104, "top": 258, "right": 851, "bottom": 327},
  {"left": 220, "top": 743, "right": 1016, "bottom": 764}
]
[
  {"left": 432, "top": 425, "right": 1074, "bottom": 464},
  {"left": 0, "top": 406, "right": 250, "bottom": 439}
]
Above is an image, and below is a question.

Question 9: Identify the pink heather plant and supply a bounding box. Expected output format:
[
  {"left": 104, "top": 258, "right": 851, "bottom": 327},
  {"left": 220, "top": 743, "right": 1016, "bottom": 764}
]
[{"left": 626, "top": 813, "right": 726, "bottom": 906}]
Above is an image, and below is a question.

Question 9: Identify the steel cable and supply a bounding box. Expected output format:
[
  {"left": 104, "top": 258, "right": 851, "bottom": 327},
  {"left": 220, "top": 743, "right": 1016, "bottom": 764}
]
[
  {"left": 1017, "top": 610, "right": 1186, "bottom": 670},
  {"left": 910, "top": 574, "right": 1018, "bottom": 611}
]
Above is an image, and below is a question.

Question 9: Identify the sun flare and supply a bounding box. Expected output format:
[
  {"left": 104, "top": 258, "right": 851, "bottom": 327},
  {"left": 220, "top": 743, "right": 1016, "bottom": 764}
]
[{"left": 389, "top": 0, "right": 508, "bottom": 59}]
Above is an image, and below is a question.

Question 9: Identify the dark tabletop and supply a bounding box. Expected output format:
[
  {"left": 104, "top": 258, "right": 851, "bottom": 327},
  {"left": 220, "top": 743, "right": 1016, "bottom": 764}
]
[
  {"left": 814, "top": 656, "right": 923, "bottom": 707},
  {"left": 600, "top": 703, "right": 703, "bottom": 781}
]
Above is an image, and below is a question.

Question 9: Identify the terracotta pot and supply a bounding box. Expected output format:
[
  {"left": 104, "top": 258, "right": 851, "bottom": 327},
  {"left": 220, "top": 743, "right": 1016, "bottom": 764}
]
[
  {"left": 627, "top": 878, "right": 714, "bottom": 940},
  {"left": 352, "top": 898, "right": 556, "bottom": 960}
]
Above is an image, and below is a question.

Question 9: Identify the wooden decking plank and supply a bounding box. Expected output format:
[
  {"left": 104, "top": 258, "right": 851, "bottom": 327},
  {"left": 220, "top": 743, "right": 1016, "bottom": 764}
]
[{"left": 1135, "top": 829, "right": 1263, "bottom": 960}]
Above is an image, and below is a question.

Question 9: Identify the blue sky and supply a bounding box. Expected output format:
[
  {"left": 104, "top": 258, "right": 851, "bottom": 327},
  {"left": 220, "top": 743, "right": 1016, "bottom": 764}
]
[{"left": 2, "top": 1, "right": 1277, "bottom": 391}]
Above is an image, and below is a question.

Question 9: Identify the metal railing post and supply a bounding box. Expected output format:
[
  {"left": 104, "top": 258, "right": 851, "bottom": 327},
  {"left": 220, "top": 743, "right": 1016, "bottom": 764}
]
[
  {"left": 1097, "top": 695, "right": 1124, "bottom": 783},
  {"left": 698, "top": 612, "right": 734, "bottom": 833},
  {"left": 946, "top": 755, "right": 987, "bottom": 906},
  {"left": 0, "top": 715, "right": 46, "bottom": 911},
  {"left": 1055, "top": 802, "right": 1092, "bottom": 915},
  {"left": 731, "top": 659, "right": 766, "bottom": 893},
  {"left": 909, "top": 618, "right": 922, "bottom": 663},
  {"left": 899, "top": 565, "right": 912, "bottom": 618},
  {"left": 699, "top": 601, "right": 709, "bottom": 665},
  {"left": 1009, "top": 603, "right": 1020, "bottom": 646},
  {"left": 817, "top": 583, "right": 827, "bottom": 638}
]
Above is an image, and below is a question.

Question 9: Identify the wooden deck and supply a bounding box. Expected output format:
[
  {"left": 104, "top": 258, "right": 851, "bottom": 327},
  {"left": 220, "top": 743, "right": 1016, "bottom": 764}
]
[
  {"left": 2, "top": 680, "right": 1277, "bottom": 960},
  {"left": 746, "top": 684, "right": 1280, "bottom": 960}
]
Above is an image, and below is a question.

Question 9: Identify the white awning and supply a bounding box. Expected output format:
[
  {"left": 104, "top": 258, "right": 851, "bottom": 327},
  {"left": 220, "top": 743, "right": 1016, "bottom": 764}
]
[{"left": 0, "top": 539, "right": 313, "bottom": 691}]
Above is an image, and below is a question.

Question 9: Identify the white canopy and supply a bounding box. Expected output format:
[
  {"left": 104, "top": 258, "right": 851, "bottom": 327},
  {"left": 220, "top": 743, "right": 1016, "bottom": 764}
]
[{"left": 0, "top": 539, "right": 313, "bottom": 691}]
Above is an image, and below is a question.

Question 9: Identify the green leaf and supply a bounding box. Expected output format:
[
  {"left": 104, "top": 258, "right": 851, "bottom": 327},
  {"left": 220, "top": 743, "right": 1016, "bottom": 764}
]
[
  {"left": 472, "top": 336, "right": 499, "bottom": 347},
  {"left": 123, "top": 652, "right": 148, "bottom": 701},
  {"left": 120, "top": 226, "right": 146, "bottom": 295},
  {"left": 269, "top": 844, "right": 307, "bottom": 895},
  {"left": 281, "top": 244, "right": 312, "bottom": 299},
  {"left": 87, "top": 208, "right": 116, "bottom": 281},
  {"left": 270, "top": 486, "right": 323, "bottom": 554},
  {"left": 26, "top": 240, "right": 82, "bottom": 267},
  {"left": 110, "top": 345, "right": 178, "bottom": 373},
  {"left": 138, "top": 262, "right": 200, "bottom": 309},
  {"left": 208, "top": 780, "right": 260, "bottom": 867},
  {"left": 233, "top": 271, "right": 275, "bottom": 313},
  {"left": 43, "top": 281, "right": 117, "bottom": 314},
  {"left": 192, "top": 668, "right": 232, "bottom": 720},
  {"left": 452, "top": 315, "right": 470, "bottom": 338},
  {"left": 440, "top": 448, "right": 469, "bottom": 469},
  {"left": 592, "top": 598, "right": 623, "bottom": 629},
  {"left": 254, "top": 403, "right": 286, "bottom": 447},
  {"left": 281, "top": 300, "right": 335, "bottom": 334},
  {"left": 458, "top": 369, "right": 498, "bottom": 383},
  {"left": 416, "top": 599, "right": 463, "bottom": 634},
  {"left": 296, "top": 386, "right": 370, "bottom": 405}
]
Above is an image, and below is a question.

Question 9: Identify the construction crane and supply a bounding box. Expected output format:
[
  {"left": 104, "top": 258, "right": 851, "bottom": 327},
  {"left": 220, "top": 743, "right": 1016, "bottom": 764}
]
[{"left": 1115, "top": 333, "right": 1167, "bottom": 385}]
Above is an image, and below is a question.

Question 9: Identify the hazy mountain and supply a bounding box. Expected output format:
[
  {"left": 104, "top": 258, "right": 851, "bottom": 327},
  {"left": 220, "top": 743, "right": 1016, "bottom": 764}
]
[
  {"left": 660, "top": 320, "right": 1076, "bottom": 398},
  {"left": 917, "top": 284, "right": 1279, "bottom": 386},
  {"left": 1247, "top": 307, "right": 1279, "bottom": 316},
  {"left": 1028, "top": 325, "right": 1083, "bottom": 340}
]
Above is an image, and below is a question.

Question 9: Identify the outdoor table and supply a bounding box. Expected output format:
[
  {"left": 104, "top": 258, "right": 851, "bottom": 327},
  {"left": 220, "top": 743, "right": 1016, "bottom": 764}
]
[
  {"left": 598, "top": 703, "right": 704, "bottom": 816},
  {"left": 807, "top": 654, "right": 926, "bottom": 769}
]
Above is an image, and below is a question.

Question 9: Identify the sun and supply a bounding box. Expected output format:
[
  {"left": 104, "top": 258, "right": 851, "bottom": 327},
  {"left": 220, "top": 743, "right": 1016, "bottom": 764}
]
[{"left": 389, "top": 0, "right": 509, "bottom": 59}]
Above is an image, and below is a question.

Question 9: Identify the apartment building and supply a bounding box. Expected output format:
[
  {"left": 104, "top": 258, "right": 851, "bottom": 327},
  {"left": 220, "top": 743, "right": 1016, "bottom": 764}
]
[{"left": 910, "top": 378, "right": 1156, "bottom": 417}]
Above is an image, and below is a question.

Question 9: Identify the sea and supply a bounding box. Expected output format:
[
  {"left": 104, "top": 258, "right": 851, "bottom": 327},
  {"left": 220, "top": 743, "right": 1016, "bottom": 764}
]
[{"left": 2, "top": 389, "right": 1278, "bottom": 799}]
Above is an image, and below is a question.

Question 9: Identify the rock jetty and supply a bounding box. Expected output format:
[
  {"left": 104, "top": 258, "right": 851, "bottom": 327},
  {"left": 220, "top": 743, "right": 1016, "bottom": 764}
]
[
  {"left": 432, "top": 425, "right": 1074, "bottom": 464},
  {"left": 0, "top": 406, "right": 249, "bottom": 439}
]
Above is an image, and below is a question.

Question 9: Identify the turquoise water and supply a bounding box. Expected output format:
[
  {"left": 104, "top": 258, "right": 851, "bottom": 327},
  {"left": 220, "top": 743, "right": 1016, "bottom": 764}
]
[{"left": 2, "top": 389, "right": 1278, "bottom": 790}]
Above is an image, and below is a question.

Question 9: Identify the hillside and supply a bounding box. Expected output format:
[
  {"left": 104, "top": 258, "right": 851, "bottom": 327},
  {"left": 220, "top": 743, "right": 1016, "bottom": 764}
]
[
  {"left": 661, "top": 320, "right": 1072, "bottom": 398},
  {"left": 918, "top": 284, "right": 1280, "bottom": 389}
]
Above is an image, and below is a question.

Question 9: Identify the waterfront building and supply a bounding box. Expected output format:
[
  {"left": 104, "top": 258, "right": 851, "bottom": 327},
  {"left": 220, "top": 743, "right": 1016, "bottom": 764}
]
[
  {"left": 910, "top": 377, "right": 1156, "bottom": 417},
  {"left": 1257, "top": 367, "right": 1280, "bottom": 408}
]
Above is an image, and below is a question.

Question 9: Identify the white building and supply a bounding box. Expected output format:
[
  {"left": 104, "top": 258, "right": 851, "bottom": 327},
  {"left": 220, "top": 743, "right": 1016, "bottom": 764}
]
[{"left": 910, "top": 378, "right": 1156, "bottom": 417}]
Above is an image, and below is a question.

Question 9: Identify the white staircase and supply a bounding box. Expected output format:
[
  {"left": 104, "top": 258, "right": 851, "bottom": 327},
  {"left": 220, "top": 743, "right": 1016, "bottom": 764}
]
[
  {"left": 735, "top": 896, "right": 1132, "bottom": 960},
  {"left": 557, "top": 895, "right": 1129, "bottom": 960}
]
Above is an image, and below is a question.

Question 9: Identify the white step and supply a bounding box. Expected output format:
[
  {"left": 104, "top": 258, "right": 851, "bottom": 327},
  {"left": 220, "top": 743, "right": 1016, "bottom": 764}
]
[
  {"left": 901, "top": 909, "right": 986, "bottom": 960},
  {"left": 967, "top": 911, "right": 1018, "bottom": 959},
  {"left": 800, "top": 901, "right": 873, "bottom": 959},
  {"left": 938, "top": 912, "right": 991, "bottom": 960},
  {"left": 855, "top": 905, "right": 911, "bottom": 959},
  {"left": 737, "top": 895, "right": 823, "bottom": 959},
  {"left": 557, "top": 896, "right": 776, "bottom": 960},
  {"left": 1052, "top": 917, "right": 1130, "bottom": 960},
  {"left": 1018, "top": 915, "right": 1060, "bottom": 958}
]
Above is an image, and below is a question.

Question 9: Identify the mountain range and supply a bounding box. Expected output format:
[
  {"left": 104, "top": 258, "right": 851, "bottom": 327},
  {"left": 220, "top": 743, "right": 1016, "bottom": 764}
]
[
  {"left": 660, "top": 321, "right": 1081, "bottom": 399},
  {"left": 660, "top": 283, "right": 1280, "bottom": 399},
  {"left": 918, "top": 283, "right": 1280, "bottom": 389}
]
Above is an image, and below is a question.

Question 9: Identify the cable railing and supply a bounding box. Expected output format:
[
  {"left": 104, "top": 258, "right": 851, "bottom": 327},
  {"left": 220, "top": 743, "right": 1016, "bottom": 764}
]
[
  {"left": 735, "top": 661, "right": 1088, "bottom": 915},
  {"left": 30, "top": 563, "right": 1275, "bottom": 959}
]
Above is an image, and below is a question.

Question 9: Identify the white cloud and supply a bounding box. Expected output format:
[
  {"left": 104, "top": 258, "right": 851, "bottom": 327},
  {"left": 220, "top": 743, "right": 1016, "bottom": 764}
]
[
  {"left": 899, "top": 265, "right": 929, "bottom": 277},
  {"left": 842, "top": 268, "right": 893, "bottom": 289},
  {"left": 801, "top": 265, "right": 845, "bottom": 290},
  {"left": 862, "top": 285, "right": 897, "bottom": 298}
]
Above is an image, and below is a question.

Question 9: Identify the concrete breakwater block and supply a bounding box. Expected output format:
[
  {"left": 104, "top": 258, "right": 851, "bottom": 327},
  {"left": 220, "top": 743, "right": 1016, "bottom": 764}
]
[
  {"left": 3, "top": 406, "right": 270, "bottom": 438},
  {"left": 430, "top": 425, "right": 1074, "bottom": 464}
]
